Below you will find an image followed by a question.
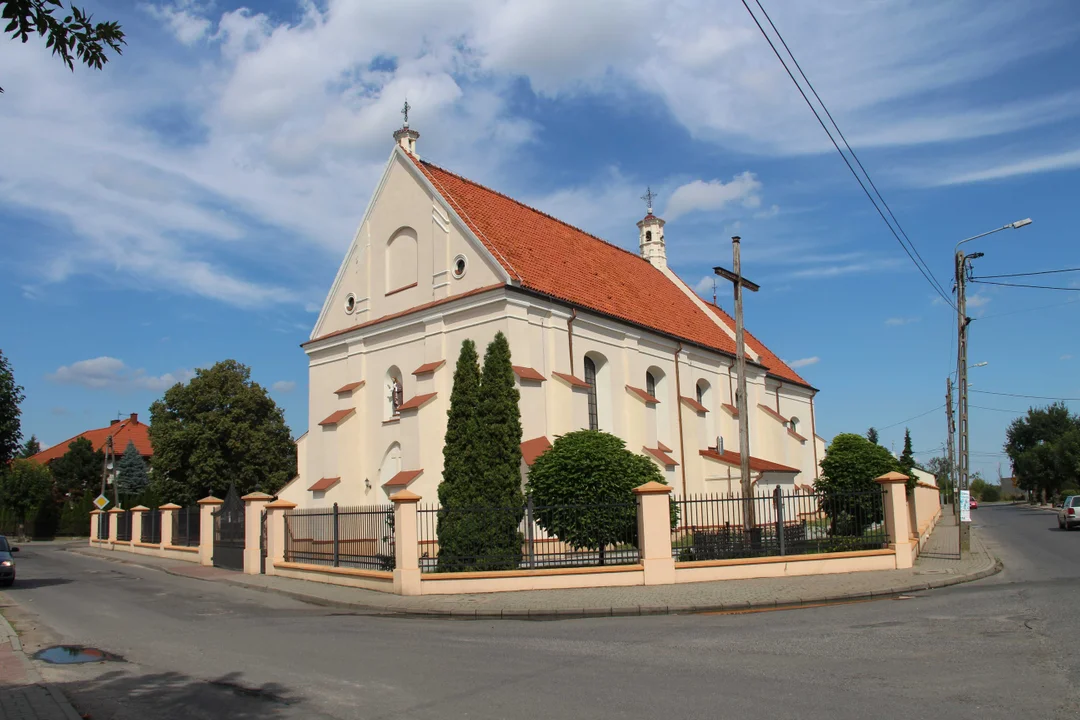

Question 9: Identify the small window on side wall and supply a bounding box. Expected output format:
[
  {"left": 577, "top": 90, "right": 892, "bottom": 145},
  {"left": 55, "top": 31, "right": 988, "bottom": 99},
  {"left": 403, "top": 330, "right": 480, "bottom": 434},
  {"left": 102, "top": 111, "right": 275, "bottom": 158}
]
[
  {"left": 452, "top": 254, "right": 468, "bottom": 279},
  {"left": 789, "top": 417, "right": 800, "bottom": 433},
  {"left": 344, "top": 293, "right": 356, "bottom": 314}
]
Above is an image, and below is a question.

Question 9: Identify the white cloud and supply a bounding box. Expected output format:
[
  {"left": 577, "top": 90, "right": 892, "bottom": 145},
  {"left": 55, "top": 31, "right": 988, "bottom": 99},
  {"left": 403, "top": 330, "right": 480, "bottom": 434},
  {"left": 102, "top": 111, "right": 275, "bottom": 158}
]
[
  {"left": 787, "top": 356, "right": 820, "bottom": 369},
  {"left": 1061, "top": 354, "right": 1073, "bottom": 361},
  {"left": 885, "top": 317, "right": 920, "bottom": 326},
  {"left": 48, "top": 357, "right": 192, "bottom": 392},
  {"left": 271, "top": 380, "right": 297, "bottom": 393},
  {"left": 931, "top": 147, "right": 1080, "bottom": 186},
  {"left": 664, "top": 173, "right": 763, "bottom": 221},
  {"left": 693, "top": 275, "right": 718, "bottom": 298},
  {"left": 967, "top": 294, "right": 992, "bottom": 309},
  {"left": 779, "top": 258, "right": 903, "bottom": 280},
  {"left": 144, "top": 1, "right": 212, "bottom": 45}
]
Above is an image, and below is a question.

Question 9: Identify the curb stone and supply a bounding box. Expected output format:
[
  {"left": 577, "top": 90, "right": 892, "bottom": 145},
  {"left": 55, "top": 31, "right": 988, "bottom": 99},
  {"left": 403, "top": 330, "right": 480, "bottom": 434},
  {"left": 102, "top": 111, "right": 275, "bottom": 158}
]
[{"left": 65, "top": 539, "right": 1003, "bottom": 622}]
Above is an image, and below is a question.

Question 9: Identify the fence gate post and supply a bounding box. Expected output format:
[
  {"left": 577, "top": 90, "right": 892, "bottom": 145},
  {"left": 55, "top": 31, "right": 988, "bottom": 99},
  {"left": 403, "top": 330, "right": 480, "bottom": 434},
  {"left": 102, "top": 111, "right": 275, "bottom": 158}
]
[
  {"left": 390, "top": 490, "right": 422, "bottom": 596},
  {"left": 333, "top": 502, "right": 340, "bottom": 568},
  {"left": 197, "top": 496, "right": 224, "bottom": 567},
  {"left": 263, "top": 499, "right": 296, "bottom": 575},
  {"left": 241, "top": 492, "right": 274, "bottom": 575},
  {"left": 633, "top": 481, "right": 676, "bottom": 586},
  {"left": 158, "top": 504, "right": 180, "bottom": 549},
  {"left": 774, "top": 486, "right": 785, "bottom": 556},
  {"left": 876, "top": 472, "right": 913, "bottom": 569},
  {"left": 89, "top": 510, "right": 101, "bottom": 546}
]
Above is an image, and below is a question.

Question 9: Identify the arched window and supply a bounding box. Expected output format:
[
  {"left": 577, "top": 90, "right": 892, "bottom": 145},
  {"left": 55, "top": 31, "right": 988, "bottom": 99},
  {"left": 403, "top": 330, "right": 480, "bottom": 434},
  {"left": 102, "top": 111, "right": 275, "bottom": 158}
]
[
  {"left": 583, "top": 357, "right": 599, "bottom": 431},
  {"left": 379, "top": 442, "right": 402, "bottom": 486},
  {"left": 697, "top": 379, "right": 714, "bottom": 450},
  {"left": 645, "top": 230, "right": 652, "bottom": 241},
  {"left": 646, "top": 371, "right": 657, "bottom": 398},
  {"left": 789, "top": 416, "right": 799, "bottom": 433},
  {"left": 646, "top": 366, "right": 667, "bottom": 446},
  {"left": 386, "top": 227, "right": 418, "bottom": 292},
  {"left": 385, "top": 366, "right": 403, "bottom": 420}
]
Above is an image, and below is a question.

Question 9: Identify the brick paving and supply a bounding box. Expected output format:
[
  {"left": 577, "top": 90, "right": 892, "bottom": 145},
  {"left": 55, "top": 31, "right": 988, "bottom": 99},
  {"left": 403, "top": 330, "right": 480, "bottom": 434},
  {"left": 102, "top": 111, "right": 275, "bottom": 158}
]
[
  {"left": 0, "top": 616, "right": 81, "bottom": 720},
  {"left": 72, "top": 511, "right": 1000, "bottom": 619}
]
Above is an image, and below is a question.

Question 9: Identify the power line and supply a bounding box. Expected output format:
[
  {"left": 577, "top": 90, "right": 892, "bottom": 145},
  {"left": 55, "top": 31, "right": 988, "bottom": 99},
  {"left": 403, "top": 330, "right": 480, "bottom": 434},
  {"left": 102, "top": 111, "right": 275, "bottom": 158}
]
[
  {"left": 976, "top": 267, "right": 1080, "bottom": 279},
  {"left": 972, "top": 389, "right": 1080, "bottom": 401},
  {"left": 970, "top": 404, "right": 1030, "bottom": 414},
  {"left": 878, "top": 404, "right": 945, "bottom": 431},
  {"left": 978, "top": 297, "right": 1080, "bottom": 321},
  {"left": 740, "top": 0, "right": 956, "bottom": 310},
  {"left": 972, "top": 279, "right": 1080, "bottom": 291}
]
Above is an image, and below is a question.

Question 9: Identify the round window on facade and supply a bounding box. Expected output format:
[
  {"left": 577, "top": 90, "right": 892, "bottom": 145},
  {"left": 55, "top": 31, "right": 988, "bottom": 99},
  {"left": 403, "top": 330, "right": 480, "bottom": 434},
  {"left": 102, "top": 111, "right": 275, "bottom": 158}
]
[
  {"left": 452, "top": 255, "right": 468, "bottom": 279},
  {"left": 344, "top": 293, "right": 356, "bottom": 314}
]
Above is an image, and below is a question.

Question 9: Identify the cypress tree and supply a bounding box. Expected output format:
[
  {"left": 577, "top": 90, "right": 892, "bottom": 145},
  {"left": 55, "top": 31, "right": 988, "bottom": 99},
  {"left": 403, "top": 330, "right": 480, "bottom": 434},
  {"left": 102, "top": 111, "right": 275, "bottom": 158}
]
[
  {"left": 437, "top": 340, "right": 484, "bottom": 570},
  {"left": 899, "top": 427, "right": 917, "bottom": 491}
]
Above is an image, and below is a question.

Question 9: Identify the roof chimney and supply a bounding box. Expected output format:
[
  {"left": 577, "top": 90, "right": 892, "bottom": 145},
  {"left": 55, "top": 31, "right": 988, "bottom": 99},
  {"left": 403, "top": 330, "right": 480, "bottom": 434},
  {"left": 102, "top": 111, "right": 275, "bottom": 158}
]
[
  {"left": 129, "top": 413, "right": 138, "bottom": 423},
  {"left": 637, "top": 187, "right": 666, "bottom": 269},
  {"left": 110, "top": 419, "right": 120, "bottom": 426},
  {"left": 393, "top": 99, "right": 419, "bottom": 158}
]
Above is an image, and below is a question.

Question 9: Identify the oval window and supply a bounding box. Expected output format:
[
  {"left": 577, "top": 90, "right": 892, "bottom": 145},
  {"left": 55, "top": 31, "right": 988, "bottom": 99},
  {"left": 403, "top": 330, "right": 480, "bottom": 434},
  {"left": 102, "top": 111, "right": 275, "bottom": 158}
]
[
  {"left": 344, "top": 294, "right": 356, "bottom": 314},
  {"left": 452, "top": 254, "right": 468, "bottom": 279}
]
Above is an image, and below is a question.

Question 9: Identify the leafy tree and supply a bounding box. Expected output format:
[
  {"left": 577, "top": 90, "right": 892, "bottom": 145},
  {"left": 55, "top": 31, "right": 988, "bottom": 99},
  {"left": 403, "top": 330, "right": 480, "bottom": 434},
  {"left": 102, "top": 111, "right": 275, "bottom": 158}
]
[
  {"left": 115, "top": 440, "right": 149, "bottom": 497},
  {"left": 898, "top": 428, "right": 917, "bottom": 491},
  {"left": 0, "top": 349, "right": 24, "bottom": 468},
  {"left": 50, "top": 436, "right": 103, "bottom": 501},
  {"left": 149, "top": 360, "right": 295, "bottom": 506},
  {"left": 19, "top": 434, "right": 41, "bottom": 458},
  {"left": 925, "top": 456, "right": 952, "bottom": 495},
  {"left": 969, "top": 473, "right": 988, "bottom": 501},
  {"left": 526, "top": 430, "right": 666, "bottom": 565},
  {"left": 0, "top": 458, "right": 52, "bottom": 538},
  {"left": 817, "top": 433, "right": 898, "bottom": 535},
  {"left": 2, "top": 1, "right": 125, "bottom": 93},
  {"left": 866, "top": 427, "right": 879, "bottom": 445},
  {"left": 1005, "top": 403, "right": 1080, "bottom": 500}
]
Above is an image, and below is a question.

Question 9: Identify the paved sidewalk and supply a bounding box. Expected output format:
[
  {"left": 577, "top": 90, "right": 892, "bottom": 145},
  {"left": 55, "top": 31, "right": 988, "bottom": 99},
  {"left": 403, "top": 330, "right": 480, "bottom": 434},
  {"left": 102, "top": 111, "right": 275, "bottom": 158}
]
[
  {"left": 0, "top": 614, "right": 81, "bottom": 720},
  {"left": 69, "top": 513, "right": 1001, "bottom": 620}
]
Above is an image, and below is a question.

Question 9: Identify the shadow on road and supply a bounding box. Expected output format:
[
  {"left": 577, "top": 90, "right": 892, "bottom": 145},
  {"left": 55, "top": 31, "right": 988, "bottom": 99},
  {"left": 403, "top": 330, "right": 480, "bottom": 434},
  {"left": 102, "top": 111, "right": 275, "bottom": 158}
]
[
  {"left": 56, "top": 668, "right": 312, "bottom": 720},
  {"left": 4, "top": 577, "right": 74, "bottom": 590}
]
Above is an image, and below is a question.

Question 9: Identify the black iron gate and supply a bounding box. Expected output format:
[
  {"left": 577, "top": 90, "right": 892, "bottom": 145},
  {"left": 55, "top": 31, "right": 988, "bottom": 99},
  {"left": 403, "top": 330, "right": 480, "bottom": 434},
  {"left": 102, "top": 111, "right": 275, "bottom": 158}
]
[
  {"left": 259, "top": 508, "right": 267, "bottom": 574},
  {"left": 213, "top": 485, "right": 245, "bottom": 571}
]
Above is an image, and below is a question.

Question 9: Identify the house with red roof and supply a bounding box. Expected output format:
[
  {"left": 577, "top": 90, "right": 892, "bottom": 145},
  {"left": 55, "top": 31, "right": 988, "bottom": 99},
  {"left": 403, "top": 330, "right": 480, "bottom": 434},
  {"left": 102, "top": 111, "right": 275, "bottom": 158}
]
[
  {"left": 30, "top": 413, "right": 152, "bottom": 478},
  {"left": 278, "top": 121, "right": 822, "bottom": 508}
]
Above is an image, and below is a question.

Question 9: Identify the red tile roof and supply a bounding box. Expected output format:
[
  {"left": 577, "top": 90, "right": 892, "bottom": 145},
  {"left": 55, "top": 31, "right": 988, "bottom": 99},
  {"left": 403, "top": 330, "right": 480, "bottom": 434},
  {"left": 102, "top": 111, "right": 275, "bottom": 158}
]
[
  {"left": 680, "top": 396, "right": 708, "bottom": 414},
  {"left": 318, "top": 408, "right": 355, "bottom": 426},
  {"left": 521, "top": 436, "right": 552, "bottom": 466},
  {"left": 384, "top": 469, "right": 422, "bottom": 488},
  {"left": 787, "top": 428, "right": 808, "bottom": 443},
  {"left": 410, "top": 157, "right": 741, "bottom": 358},
  {"left": 721, "top": 403, "right": 739, "bottom": 417},
  {"left": 552, "top": 371, "right": 591, "bottom": 389},
  {"left": 644, "top": 446, "right": 679, "bottom": 466},
  {"left": 412, "top": 360, "right": 445, "bottom": 375},
  {"left": 626, "top": 385, "right": 660, "bottom": 404},
  {"left": 31, "top": 415, "right": 151, "bottom": 465},
  {"left": 657, "top": 441, "right": 673, "bottom": 453},
  {"left": 334, "top": 381, "right": 364, "bottom": 394},
  {"left": 397, "top": 392, "right": 437, "bottom": 411},
  {"left": 512, "top": 366, "right": 546, "bottom": 382},
  {"left": 758, "top": 403, "right": 789, "bottom": 424},
  {"left": 699, "top": 448, "right": 800, "bottom": 474},
  {"left": 703, "top": 303, "right": 809, "bottom": 387},
  {"left": 308, "top": 477, "right": 340, "bottom": 492}
]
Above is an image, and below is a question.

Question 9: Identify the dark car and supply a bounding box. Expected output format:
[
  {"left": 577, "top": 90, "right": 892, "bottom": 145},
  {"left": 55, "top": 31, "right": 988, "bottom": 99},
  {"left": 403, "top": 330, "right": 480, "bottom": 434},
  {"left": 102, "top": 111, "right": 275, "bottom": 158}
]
[{"left": 0, "top": 535, "right": 18, "bottom": 586}]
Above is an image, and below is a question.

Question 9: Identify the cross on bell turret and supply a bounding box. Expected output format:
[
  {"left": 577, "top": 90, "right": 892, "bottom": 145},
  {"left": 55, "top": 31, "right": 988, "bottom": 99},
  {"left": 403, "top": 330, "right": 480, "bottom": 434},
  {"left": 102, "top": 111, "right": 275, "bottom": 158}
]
[
  {"left": 637, "top": 187, "right": 666, "bottom": 269},
  {"left": 393, "top": 99, "right": 420, "bottom": 157}
]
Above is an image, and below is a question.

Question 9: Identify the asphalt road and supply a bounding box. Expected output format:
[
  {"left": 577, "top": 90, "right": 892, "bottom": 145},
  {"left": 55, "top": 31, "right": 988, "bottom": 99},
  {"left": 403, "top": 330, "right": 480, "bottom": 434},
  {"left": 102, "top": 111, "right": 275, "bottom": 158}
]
[{"left": 1, "top": 503, "right": 1078, "bottom": 720}]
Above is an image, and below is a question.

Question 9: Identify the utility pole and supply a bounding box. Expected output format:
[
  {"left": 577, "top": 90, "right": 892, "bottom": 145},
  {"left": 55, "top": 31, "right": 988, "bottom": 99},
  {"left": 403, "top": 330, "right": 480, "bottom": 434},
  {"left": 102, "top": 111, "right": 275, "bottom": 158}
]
[
  {"left": 946, "top": 378, "right": 956, "bottom": 517},
  {"left": 955, "top": 250, "right": 976, "bottom": 554},
  {"left": 715, "top": 237, "right": 760, "bottom": 533}
]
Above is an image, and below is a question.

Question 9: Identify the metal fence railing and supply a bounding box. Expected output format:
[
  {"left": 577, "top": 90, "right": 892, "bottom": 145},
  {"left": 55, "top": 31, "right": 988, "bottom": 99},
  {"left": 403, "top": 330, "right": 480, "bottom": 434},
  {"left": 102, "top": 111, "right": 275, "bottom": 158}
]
[
  {"left": 173, "top": 506, "right": 200, "bottom": 547},
  {"left": 115, "top": 510, "right": 132, "bottom": 542},
  {"left": 97, "top": 511, "right": 109, "bottom": 540},
  {"left": 417, "top": 500, "right": 640, "bottom": 573},
  {"left": 672, "top": 486, "right": 887, "bottom": 561},
  {"left": 284, "top": 504, "right": 395, "bottom": 571},
  {"left": 141, "top": 509, "right": 161, "bottom": 544}
]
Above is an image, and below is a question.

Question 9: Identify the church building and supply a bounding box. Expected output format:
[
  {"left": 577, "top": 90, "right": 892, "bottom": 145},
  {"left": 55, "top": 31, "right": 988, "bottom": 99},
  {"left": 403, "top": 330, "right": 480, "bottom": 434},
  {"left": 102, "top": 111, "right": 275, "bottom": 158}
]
[{"left": 277, "top": 118, "right": 824, "bottom": 508}]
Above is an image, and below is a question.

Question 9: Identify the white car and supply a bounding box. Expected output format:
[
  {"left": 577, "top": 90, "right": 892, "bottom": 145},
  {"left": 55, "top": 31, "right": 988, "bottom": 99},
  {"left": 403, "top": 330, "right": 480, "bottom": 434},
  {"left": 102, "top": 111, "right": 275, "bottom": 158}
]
[{"left": 1058, "top": 495, "right": 1080, "bottom": 531}]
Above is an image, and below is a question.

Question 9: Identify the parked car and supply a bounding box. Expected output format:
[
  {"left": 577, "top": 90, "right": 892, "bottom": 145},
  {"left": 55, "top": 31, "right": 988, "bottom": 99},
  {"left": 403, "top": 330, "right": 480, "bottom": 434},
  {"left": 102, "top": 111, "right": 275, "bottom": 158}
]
[
  {"left": 970, "top": 497, "right": 978, "bottom": 510},
  {"left": 0, "top": 535, "right": 19, "bottom": 587},
  {"left": 1058, "top": 495, "right": 1080, "bottom": 531}
]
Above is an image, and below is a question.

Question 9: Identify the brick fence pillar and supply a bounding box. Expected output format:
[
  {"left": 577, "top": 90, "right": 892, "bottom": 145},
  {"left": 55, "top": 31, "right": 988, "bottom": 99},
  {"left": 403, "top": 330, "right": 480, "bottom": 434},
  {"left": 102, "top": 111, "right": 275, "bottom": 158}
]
[
  {"left": 159, "top": 503, "right": 180, "bottom": 548},
  {"left": 106, "top": 507, "right": 123, "bottom": 549},
  {"left": 264, "top": 499, "right": 296, "bottom": 575},
  {"left": 130, "top": 506, "right": 148, "bottom": 549},
  {"left": 89, "top": 510, "right": 101, "bottom": 545},
  {"left": 634, "top": 481, "right": 676, "bottom": 586},
  {"left": 197, "top": 496, "right": 223, "bottom": 567},
  {"left": 241, "top": 492, "right": 273, "bottom": 575},
  {"left": 876, "top": 471, "right": 913, "bottom": 569},
  {"left": 391, "top": 490, "right": 421, "bottom": 596}
]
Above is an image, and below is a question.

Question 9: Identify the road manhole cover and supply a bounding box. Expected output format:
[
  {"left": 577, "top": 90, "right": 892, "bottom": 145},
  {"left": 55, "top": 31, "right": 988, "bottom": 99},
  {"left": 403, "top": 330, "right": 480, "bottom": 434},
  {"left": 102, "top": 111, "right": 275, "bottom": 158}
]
[{"left": 34, "top": 645, "right": 125, "bottom": 664}]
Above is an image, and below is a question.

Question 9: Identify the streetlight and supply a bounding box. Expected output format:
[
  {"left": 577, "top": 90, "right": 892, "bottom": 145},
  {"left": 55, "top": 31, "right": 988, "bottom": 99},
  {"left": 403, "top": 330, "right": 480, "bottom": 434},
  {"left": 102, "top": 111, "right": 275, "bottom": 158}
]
[{"left": 955, "top": 218, "right": 1032, "bottom": 553}]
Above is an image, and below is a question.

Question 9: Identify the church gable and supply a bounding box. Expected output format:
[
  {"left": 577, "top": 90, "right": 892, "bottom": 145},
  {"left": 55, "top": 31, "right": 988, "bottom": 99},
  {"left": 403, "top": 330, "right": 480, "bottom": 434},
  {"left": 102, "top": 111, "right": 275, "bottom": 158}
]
[{"left": 311, "top": 148, "right": 511, "bottom": 341}]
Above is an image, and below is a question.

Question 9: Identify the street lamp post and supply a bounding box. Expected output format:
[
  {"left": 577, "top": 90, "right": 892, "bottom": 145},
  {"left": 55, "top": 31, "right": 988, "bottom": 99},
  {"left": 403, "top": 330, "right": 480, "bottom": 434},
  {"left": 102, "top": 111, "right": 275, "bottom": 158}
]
[{"left": 955, "top": 219, "right": 1031, "bottom": 553}]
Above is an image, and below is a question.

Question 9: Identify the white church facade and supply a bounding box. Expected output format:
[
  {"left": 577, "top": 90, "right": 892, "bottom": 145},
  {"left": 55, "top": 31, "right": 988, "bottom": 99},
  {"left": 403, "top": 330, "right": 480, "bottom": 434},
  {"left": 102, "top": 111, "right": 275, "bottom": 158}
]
[{"left": 277, "top": 122, "right": 825, "bottom": 509}]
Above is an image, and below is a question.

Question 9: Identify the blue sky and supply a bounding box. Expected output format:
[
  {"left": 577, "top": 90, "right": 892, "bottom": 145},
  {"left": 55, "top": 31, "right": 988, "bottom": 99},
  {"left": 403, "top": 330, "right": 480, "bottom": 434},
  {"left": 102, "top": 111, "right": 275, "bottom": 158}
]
[{"left": 2, "top": 0, "right": 1079, "bottom": 480}]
